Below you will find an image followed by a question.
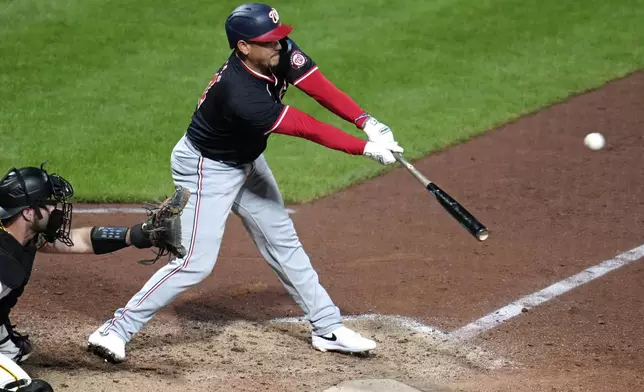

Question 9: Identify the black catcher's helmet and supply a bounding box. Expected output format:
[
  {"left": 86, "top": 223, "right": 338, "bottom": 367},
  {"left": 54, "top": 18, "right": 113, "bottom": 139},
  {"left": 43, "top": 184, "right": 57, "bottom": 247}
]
[{"left": 0, "top": 163, "right": 74, "bottom": 245}]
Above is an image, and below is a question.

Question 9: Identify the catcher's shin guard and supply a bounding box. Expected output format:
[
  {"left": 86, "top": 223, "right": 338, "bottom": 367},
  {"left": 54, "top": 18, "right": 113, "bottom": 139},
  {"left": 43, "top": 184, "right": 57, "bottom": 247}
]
[
  {"left": 2, "top": 379, "right": 54, "bottom": 392},
  {"left": 0, "top": 351, "right": 31, "bottom": 390},
  {"left": 0, "top": 322, "right": 32, "bottom": 363}
]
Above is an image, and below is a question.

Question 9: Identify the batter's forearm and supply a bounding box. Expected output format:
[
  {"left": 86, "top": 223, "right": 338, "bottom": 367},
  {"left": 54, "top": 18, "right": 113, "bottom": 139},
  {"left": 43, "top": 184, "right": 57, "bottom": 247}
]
[
  {"left": 273, "top": 107, "right": 366, "bottom": 155},
  {"left": 294, "top": 69, "right": 369, "bottom": 128}
]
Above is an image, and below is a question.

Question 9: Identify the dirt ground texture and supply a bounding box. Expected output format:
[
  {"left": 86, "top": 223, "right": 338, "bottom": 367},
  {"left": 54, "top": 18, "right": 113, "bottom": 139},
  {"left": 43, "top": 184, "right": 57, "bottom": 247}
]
[{"left": 14, "top": 70, "right": 644, "bottom": 391}]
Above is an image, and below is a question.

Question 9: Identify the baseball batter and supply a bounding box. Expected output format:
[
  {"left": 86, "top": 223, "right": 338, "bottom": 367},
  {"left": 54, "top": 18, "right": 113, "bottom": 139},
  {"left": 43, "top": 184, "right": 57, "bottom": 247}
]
[
  {"left": 0, "top": 165, "right": 188, "bottom": 391},
  {"left": 88, "top": 2, "right": 403, "bottom": 363}
]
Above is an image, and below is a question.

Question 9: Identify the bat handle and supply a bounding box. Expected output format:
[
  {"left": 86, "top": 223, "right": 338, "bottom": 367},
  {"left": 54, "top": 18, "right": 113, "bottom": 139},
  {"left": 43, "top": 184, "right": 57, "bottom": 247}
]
[{"left": 393, "top": 153, "right": 431, "bottom": 187}]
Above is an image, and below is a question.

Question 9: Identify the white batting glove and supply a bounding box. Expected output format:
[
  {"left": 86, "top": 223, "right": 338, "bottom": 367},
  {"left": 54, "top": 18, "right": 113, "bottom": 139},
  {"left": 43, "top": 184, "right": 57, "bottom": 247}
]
[
  {"left": 363, "top": 141, "right": 404, "bottom": 165},
  {"left": 362, "top": 116, "right": 398, "bottom": 145}
]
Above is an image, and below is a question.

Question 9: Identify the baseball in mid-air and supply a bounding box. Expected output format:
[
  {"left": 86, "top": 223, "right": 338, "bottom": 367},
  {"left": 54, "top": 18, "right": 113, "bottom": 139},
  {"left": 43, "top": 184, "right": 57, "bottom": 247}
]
[{"left": 584, "top": 132, "right": 605, "bottom": 151}]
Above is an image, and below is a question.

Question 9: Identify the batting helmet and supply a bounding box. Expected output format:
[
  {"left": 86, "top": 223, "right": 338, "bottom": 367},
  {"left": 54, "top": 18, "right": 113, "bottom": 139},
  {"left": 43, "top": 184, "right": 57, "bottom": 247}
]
[{"left": 225, "top": 3, "right": 293, "bottom": 49}]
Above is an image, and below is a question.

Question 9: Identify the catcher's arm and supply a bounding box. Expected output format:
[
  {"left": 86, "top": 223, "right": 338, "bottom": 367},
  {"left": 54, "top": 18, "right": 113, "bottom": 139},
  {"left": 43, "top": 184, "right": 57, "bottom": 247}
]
[
  {"left": 38, "top": 227, "right": 100, "bottom": 254},
  {"left": 37, "top": 226, "right": 140, "bottom": 254},
  {"left": 37, "top": 186, "right": 190, "bottom": 263}
]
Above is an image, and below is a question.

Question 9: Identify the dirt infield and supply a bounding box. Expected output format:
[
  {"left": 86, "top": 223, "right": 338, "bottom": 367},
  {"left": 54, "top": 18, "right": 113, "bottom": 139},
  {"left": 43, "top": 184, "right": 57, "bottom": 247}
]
[{"left": 15, "top": 70, "right": 644, "bottom": 391}]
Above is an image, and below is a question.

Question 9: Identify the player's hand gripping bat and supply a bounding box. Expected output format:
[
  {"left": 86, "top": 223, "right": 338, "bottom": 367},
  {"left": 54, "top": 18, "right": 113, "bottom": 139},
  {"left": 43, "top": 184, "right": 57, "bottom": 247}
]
[{"left": 393, "top": 153, "right": 489, "bottom": 241}]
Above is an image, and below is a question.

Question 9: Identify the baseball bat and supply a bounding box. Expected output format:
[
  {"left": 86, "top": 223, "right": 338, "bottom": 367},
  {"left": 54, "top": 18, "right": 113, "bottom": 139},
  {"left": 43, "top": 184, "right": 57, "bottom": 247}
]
[{"left": 393, "top": 152, "right": 489, "bottom": 242}]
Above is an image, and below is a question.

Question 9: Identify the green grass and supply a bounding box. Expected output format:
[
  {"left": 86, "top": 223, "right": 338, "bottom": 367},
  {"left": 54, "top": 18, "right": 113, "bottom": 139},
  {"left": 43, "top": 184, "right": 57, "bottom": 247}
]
[{"left": 1, "top": 0, "right": 643, "bottom": 202}]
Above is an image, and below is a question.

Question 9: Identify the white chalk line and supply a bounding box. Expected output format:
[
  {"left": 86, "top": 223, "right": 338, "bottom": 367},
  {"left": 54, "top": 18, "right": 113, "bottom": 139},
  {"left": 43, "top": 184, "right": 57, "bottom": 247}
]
[
  {"left": 77, "top": 207, "right": 642, "bottom": 343},
  {"left": 74, "top": 207, "right": 297, "bottom": 214},
  {"left": 269, "top": 314, "right": 508, "bottom": 368},
  {"left": 268, "top": 244, "right": 644, "bottom": 345},
  {"left": 74, "top": 207, "right": 148, "bottom": 214},
  {"left": 451, "top": 244, "right": 644, "bottom": 340}
]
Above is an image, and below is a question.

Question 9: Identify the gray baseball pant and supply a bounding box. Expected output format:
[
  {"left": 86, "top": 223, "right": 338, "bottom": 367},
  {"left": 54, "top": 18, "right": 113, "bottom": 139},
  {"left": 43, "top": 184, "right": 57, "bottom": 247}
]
[{"left": 99, "top": 135, "right": 342, "bottom": 341}]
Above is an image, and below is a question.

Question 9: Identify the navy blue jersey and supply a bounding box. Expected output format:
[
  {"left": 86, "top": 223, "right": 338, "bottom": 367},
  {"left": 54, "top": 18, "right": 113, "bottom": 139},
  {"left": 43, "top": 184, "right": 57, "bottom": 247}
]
[{"left": 186, "top": 38, "right": 317, "bottom": 164}]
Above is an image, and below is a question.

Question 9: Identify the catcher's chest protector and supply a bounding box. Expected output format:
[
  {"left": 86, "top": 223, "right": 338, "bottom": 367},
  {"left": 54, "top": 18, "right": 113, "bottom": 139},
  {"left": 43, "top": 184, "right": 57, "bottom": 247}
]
[{"left": 0, "top": 230, "right": 36, "bottom": 291}]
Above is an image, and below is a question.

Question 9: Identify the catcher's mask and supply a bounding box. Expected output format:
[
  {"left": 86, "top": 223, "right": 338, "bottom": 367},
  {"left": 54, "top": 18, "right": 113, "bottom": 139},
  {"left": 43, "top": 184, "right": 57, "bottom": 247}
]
[{"left": 0, "top": 163, "right": 74, "bottom": 245}]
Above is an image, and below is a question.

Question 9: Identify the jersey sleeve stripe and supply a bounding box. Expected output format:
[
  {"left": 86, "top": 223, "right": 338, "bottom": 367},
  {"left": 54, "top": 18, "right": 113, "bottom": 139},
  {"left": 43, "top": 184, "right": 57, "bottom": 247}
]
[
  {"left": 292, "top": 66, "right": 319, "bottom": 86},
  {"left": 265, "top": 105, "right": 290, "bottom": 134}
]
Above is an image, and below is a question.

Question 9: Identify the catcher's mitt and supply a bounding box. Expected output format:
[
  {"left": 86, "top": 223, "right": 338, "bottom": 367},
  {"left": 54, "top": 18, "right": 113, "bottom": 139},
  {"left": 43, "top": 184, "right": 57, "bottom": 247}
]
[{"left": 138, "top": 185, "right": 191, "bottom": 265}]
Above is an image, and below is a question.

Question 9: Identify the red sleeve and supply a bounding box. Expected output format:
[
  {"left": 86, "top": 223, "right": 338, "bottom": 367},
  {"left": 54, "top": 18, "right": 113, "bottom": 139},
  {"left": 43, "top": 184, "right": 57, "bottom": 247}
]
[
  {"left": 293, "top": 68, "right": 370, "bottom": 129},
  {"left": 271, "top": 106, "right": 367, "bottom": 155}
]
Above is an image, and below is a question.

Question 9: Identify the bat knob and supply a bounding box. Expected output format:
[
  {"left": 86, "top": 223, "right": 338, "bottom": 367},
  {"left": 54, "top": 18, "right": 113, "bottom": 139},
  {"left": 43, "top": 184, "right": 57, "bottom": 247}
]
[{"left": 476, "top": 230, "right": 489, "bottom": 241}]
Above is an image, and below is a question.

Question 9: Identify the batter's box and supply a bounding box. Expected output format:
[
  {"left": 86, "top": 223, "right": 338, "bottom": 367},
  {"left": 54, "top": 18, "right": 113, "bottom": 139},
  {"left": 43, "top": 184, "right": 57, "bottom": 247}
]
[{"left": 268, "top": 314, "right": 510, "bottom": 382}]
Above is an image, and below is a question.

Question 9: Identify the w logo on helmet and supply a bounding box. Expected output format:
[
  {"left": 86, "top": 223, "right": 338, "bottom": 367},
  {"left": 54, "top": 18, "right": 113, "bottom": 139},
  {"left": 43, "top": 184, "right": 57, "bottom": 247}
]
[{"left": 268, "top": 8, "right": 279, "bottom": 24}]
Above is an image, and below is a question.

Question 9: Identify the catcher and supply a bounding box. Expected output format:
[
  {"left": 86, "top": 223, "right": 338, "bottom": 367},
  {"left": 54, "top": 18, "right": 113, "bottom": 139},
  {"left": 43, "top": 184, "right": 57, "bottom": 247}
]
[{"left": 0, "top": 164, "right": 188, "bottom": 391}]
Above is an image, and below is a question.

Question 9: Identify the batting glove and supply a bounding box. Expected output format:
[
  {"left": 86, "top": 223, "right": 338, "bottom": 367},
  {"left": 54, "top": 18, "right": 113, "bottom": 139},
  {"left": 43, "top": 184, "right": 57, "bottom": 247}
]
[
  {"left": 362, "top": 116, "right": 399, "bottom": 146},
  {"left": 363, "top": 141, "right": 404, "bottom": 165}
]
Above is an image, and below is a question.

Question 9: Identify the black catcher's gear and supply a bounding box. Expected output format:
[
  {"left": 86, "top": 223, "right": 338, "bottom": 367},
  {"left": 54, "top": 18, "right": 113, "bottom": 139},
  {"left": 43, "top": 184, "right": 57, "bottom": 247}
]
[
  {"left": 2, "top": 379, "right": 54, "bottom": 392},
  {"left": 0, "top": 163, "right": 74, "bottom": 245}
]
